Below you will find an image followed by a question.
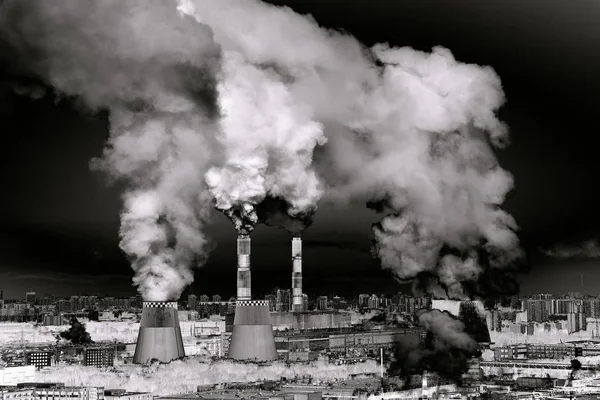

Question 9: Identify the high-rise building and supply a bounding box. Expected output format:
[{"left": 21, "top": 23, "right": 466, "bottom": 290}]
[
  {"left": 265, "top": 294, "right": 277, "bottom": 312},
  {"left": 317, "top": 296, "right": 328, "bottom": 310},
  {"left": 25, "top": 292, "right": 36, "bottom": 305},
  {"left": 459, "top": 301, "right": 491, "bottom": 343},
  {"left": 358, "top": 294, "right": 370, "bottom": 308},
  {"left": 302, "top": 293, "right": 308, "bottom": 312},
  {"left": 276, "top": 289, "right": 291, "bottom": 312},
  {"left": 567, "top": 304, "right": 586, "bottom": 333},
  {"left": 525, "top": 299, "right": 550, "bottom": 322},
  {"left": 368, "top": 294, "right": 380, "bottom": 309},
  {"left": 187, "top": 294, "right": 197, "bottom": 310}
]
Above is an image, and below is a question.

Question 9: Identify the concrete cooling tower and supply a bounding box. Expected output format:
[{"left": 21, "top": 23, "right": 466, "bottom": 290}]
[
  {"left": 133, "top": 301, "right": 185, "bottom": 364},
  {"left": 227, "top": 235, "right": 278, "bottom": 362}
]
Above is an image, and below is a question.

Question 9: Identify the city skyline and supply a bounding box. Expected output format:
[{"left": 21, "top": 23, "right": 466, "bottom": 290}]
[{"left": 1, "top": 0, "right": 599, "bottom": 300}]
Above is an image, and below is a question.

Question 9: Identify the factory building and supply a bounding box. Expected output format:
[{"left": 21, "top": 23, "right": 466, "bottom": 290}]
[
  {"left": 25, "top": 351, "right": 55, "bottom": 369},
  {"left": 83, "top": 347, "right": 115, "bottom": 368}
]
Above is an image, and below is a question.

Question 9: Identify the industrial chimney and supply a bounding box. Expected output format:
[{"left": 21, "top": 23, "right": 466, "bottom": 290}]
[
  {"left": 227, "top": 234, "right": 278, "bottom": 362},
  {"left": 237, "top": 235, "right": 251, "bottom": 301},
  {"left": 292, "top": 235, "right": 303, "bottom": 313},
  {"left": 133, "top": 301, "right": 185, "bottom": 364}
]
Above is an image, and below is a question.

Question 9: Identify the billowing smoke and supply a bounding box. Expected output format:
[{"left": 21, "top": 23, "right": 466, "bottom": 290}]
[
  {"left": 181, "top": 0, "right": 524, "bottom": 296},
  {"left": 3, "top": 0, "right": 524, "bottom": 332},
  {"left": 256, "top": 196, "right": 314, "bottom": 234},
  {"left": 389, "top": 310, "right": 480, "bottom": 383},
  {"left": 58, "top": 317, "right": 94, "bottom": 346},
  {"left": 0, "top": 0, "right": 222, "bottom": 301},
  {"left": 203, "top": 51, "right": 326, "bottom": 235}
]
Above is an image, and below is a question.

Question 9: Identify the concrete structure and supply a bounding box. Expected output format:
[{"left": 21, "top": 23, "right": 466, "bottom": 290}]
[
  {"left": 292, "top": 236, "right": 303, "bottom": 313},
  {"left": 83, "top": 347, "right": 115, "bottom": 368},
  {"left": 2, "top": 385, "right": 104, "bottom": 400},
  {"left": 133, "top": 301, "right": 185, "bottom": 364},
  {"left": 25, "top": 351, "right": 54, "bottom": 369},
  {"left": 228, "top": 235, "right": 278, "bottom": 362},
  {"left": 270, "top": 311, "right": 352, "bottom": 330}
]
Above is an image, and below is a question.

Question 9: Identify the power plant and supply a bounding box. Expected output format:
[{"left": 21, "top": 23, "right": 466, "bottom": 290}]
[
  {"left": 133, "top": 301, "right": 185, "bottom": 364},
  {"left": 227, "top": 235, "right": 278, "bottom": 361},
  {"left": 292, "top": 235, "right": 303, "bottom": 313}
]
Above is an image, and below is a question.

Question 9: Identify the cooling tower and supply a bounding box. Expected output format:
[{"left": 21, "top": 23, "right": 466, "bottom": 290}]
[
  {"left": 228, "top": 235, "right": 278, "bottom": 362},
  {"left": 292, "top": 235, "right": 303, "bottom": 313},
  {"left": 133, "top": 301, "right": 185, "bottom": 364}
]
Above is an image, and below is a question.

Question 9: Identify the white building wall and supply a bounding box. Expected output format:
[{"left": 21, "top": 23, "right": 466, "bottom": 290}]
[{"left": 0, "top": 365, "right": 36, "bottom": 385}]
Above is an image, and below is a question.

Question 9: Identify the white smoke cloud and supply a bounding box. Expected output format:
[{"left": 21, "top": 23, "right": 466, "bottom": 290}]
[
  {"left": 2, "top": 0, "right": 523, "bottom": 302},
  {"left": 204, "top": 51, "right": 326, "bottom": 233},
  {"left": 182, "top": 0, "right": 523, "bottom": 297},
  {"left": 39, "top": 358, "right": 379, "bottom": 396},
  {"left": 540, "top": 239, "right": 600, "bottom": 259},
  {"left": 0, "top": 0, "right": 222, "bottom": 301}
]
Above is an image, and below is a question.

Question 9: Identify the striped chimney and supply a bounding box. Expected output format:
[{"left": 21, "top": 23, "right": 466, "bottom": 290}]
[
  {"left": 292, "top": 235, "right": 303, "bottom": 312},
  {"left": 237, "top": 235, "right": 251, "bottom": 300}
]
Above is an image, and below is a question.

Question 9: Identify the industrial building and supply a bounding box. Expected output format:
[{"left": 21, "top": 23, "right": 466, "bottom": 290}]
[
  {"left": 25, "top": 351, "right": 54, "bottom": 369},
  {"left": 0, "top": 384, "right": 105, "bottom": 400},
  {"left": 83, "top": 347, "right": 115, "bottom": 368},
  {"left": 104, "top": 389, "right": 152, "bottom": 400}
]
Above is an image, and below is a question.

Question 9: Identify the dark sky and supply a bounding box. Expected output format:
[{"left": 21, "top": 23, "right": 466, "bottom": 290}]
[{"left": 1, "top": 0, "right": 600, "bottom": 299}]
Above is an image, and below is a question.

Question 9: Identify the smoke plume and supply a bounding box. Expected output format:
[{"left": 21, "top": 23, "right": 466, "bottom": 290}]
[
  {"left": 256, "top": 196, "right": 314, "bottom": 234},
  {"left": 3, "top": 0, "right": 524, "bottom": 314},
  {"left": 389, "top": 310, "right": 480, "bottom": 383},
  {"left": 540, "top": 239, "right": 600, "bottom": 259},
  {"left": 58, "top": 317, "right": 94, "bottom": 346},
  {"left": 0, "top": 0, "right": 222, "bottom": 301},
  {"left": 203, "top": 51, "right": 326, "bottom": 235},
  {"left": 180, "top": 0, "right": 524, "bottom": 297}
]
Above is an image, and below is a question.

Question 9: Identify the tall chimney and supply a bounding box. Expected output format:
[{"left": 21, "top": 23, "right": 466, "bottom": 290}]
[
  {"left": 133, "top": 301, "right": 185, "bottom": 364},
  {"left": 237, "top": 235, "right": 251, "bottom": 301},
  {"left": 292, "top": 235, "right": 303, "bottom": 313}
]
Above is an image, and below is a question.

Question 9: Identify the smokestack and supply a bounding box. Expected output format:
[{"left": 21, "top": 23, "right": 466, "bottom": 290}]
[
  {"left": 228, "top": 235, "right": 278, "bottom": 362},
  {"left": 133, "top": 301, "right": 185, "bottom": 364},
  {"left": 237, "top": 235, "right": 251, "bottom": 301},
  {"left": 292, "top": 235, "right": 303, "bottom": 313}
]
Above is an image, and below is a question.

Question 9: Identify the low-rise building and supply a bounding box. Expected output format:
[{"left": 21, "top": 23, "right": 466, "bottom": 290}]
[{"left": 104, "top": 389, "right": 152, "bottom": 400}]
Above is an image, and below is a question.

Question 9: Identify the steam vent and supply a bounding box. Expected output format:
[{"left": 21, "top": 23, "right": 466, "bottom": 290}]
[
  {"left": 133, "top": 301, "right": 185, "bottom": 364},
  {"left": 227, "top": 235, "right": 278, "bottom": 362}
]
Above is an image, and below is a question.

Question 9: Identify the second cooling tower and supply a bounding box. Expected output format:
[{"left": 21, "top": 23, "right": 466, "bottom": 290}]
[
  {"left": 133, "top": 301, "right": 185, "bottom": 364},
  {"left": 227, "top": 235, "right": 278, "bottom": 362}
]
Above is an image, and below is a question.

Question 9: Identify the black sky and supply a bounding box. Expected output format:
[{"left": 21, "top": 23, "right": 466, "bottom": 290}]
[{"left": 1, "top": 0, "right": 600, "bottom": 299}]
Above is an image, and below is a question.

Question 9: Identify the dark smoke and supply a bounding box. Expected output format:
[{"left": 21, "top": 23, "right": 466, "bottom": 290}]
[
  {"left": 370, "top": 206, "right": 525, "bottom": 301},
  {"left": 256, "top": 196, "right": 314, "bottom": 234},
  {"left": 59, "top": 317, "right": 94, "bottom": 345},
  {"left": 388, "top": 310, "right": 480, "bottom": 384}
]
